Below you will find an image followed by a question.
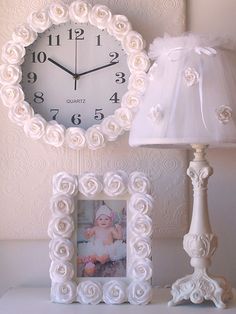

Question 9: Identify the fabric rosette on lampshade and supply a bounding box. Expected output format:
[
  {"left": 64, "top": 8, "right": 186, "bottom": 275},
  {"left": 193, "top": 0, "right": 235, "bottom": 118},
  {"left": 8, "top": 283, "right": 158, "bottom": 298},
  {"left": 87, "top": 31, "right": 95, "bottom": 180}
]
[{"left": 129, "top": 34, "right": 236, "bottom": 147}]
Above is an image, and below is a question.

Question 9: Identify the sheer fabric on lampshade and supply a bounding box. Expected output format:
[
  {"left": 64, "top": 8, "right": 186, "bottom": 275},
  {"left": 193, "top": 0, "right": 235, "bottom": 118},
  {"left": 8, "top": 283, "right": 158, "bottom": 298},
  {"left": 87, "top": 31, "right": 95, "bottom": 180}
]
[{"left": 129, "top": 34, "right": 236, "bottom": 148}]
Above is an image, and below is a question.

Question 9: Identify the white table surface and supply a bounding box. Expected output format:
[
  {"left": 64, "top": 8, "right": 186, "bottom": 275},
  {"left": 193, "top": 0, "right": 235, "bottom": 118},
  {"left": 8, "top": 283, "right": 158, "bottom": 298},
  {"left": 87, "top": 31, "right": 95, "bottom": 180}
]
[{"left": 0, "top": 287, "right": 236, "bottom": 314}]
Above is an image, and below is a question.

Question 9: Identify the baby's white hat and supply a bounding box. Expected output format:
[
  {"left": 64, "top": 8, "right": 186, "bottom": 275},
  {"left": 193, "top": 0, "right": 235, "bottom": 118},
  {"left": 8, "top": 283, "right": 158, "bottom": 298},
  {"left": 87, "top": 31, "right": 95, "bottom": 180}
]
[{"left": 95, "top": 205, "right": 112, "bottom": 220}]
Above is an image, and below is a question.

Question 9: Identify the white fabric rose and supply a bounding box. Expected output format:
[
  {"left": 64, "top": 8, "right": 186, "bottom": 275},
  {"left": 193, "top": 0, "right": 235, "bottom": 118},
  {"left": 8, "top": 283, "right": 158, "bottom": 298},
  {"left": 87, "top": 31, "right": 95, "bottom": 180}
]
[
  {"left": 77, "top": 280, "right": 103, "bottom": 304},
  {"left": 53, "top": 172, "right": 78, "bottom": 196},
  {"left": 128, "top": 51, "right": 150, "bottom": 72},
  {"left": 148, "top": 104, "right": 164, "bottom": 123},
  {"left": 100, "top": 116, "right": 123, "bottom": 141},
  {"left": 48, "top": 2, "right": 69, "bottom": 25},
  {"left": 43, "top": 121, "right": 65, "bottom": 147},
  {"left": 8, "top": 101, "right": 33, "bottom": 126},
  {"left": 121, "top": 91, "right": 142, "bottom": 112},
  {"left": 130, "top": 258, "right": 152, "bottom": 281},
  {"left": 215, "top": 105, "right": 233, "bottom": 124},
  {"left": 69, "top": 1, "right": 91, "bottom": 23},
  {"left": 49, "top": 238, "right": 74, "bottom": 262},
  {"left": 129, "top": 193, "right": 153, "bottom": 215},
  {"left": 107, "top": 15, "right": 131, "bottom": 40},
  {"left": 2, "top": 41, "right": 25, "bottom": 65},
  {"left": 131, "top": 214, "right": 153, "bottom": 237},
  {"left": 103, "top": 280, "right": 127, "bottom": 304},
  {"left": 131, "top": 237, "right": 151, "bottom": 259},
  {"left": 103, "top": 171, "right": 127, "bottom": 196},
  {"left": 65, "top": 127, "right": 86, "bottom": 150},
  {"left": 79, "top": 173, "right": 103, "bottom": 197},
  {"left": 27, "top": 10, "right": 52, "bottom": 33},
  {"left": 127, "top": 281, "right": 152, "bottom": 305},
  {"left": 23, "top": 114, "right": 46, "bottom": 140},
  {"left": 85, "top": 125, "right": 105, "bottom": 150},
  {"left": 128, "top": 171, "right": 151, "bottom": 194},
  {"left": 114, "top": 107, "right": 133, "bottom": 130},
  {"left": 50, "top": 193, "right": 74, "bottom": 216},
  {"left": 89, "top": 4, "right": 112, "bottom": 29},
  {"left": 50, "top": 261, "right": 74, "bottom": 283},
  {"left": 51, "top": 281, "right": 76, "bottom": 304},
  {"left": 12, "top": 24, "right": 37, "bottom": 46},
  {"left": 0, "top": 64, "right": 22, "bottom": 85},
  {"left": 183, "top": 67, "right": 200, "bottom": 87},
  {"left": 48, "top": 215, "right": 74, "bottom": 239},
  {"left": 128, "top": 71, "right": 148, "bottom": 94},
  {"left": 123, "top": 31, "right": 145, "bottom": 54},
  {"left": 0, "top": 85, "right": 24, "bottom": 107}
]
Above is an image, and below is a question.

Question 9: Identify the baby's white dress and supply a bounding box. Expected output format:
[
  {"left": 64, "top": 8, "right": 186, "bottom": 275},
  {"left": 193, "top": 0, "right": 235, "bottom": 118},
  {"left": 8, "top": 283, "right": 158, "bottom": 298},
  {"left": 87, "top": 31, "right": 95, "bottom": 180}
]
[{"left": 78, "top": 238, "right": 126, "bottom": 261}]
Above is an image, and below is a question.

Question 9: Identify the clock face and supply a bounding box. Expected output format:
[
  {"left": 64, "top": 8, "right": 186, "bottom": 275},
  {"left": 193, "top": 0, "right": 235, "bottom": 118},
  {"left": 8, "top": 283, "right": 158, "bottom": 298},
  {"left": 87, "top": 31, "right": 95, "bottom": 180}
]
[{"left": 21, "top": 21, "right": 129, "bottom": 130}]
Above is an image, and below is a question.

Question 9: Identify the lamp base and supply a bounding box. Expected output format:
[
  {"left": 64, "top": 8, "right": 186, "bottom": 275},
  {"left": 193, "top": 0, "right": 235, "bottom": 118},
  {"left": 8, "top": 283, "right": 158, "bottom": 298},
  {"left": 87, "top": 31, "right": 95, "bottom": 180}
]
[
  {"left": 168, "top": 270, "right": 233, "bottom": 308},
  {"left": 168, "top": 144, "right": 233, "bottom": 308}
]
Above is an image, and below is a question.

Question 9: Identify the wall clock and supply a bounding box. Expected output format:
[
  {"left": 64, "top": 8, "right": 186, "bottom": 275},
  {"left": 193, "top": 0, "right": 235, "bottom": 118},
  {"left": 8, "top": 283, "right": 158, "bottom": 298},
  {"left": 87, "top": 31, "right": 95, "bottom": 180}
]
[{"left": 0, "top": 1, "right": 150, "bottom": 150}]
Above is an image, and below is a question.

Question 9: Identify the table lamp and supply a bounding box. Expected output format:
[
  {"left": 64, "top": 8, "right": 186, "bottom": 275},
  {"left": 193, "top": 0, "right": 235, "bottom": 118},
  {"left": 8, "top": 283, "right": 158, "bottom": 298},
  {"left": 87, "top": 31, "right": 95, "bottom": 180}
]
[{"left": 129, "top": 34, "right": 235, "bottom": 308}]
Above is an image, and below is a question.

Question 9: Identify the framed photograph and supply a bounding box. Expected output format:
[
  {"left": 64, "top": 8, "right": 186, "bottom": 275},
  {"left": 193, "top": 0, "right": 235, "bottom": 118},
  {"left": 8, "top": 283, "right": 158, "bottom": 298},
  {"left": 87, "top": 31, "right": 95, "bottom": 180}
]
[{"left": 48, "top": 171, "right": 153, "bottom": 305}]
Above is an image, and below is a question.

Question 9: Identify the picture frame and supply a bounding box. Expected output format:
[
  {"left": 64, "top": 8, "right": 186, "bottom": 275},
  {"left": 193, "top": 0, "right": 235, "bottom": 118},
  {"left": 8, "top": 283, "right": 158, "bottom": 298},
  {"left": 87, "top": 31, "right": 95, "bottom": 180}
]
[{"left": 48, "top": 170, "right": 153, "bottom": 305}]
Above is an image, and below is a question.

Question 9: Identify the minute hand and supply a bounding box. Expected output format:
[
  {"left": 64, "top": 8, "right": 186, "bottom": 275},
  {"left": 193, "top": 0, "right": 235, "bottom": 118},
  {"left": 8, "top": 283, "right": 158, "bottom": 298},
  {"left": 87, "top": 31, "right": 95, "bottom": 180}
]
[{"left": 76, "top": 61, "right": 119, "bottom": 78}]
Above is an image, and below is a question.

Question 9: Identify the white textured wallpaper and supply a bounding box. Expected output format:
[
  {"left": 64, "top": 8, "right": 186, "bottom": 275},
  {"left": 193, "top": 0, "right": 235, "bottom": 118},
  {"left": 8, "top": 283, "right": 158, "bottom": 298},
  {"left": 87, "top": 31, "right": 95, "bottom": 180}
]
[{"left": 0, "top": 0, "right": 188, "bottom": 239}]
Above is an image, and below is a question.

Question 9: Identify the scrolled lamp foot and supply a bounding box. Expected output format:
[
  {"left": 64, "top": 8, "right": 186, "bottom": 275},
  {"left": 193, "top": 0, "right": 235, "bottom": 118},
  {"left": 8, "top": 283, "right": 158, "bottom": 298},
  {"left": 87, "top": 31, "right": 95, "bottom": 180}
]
[{"left": 168, "top": 271, "right": 233, "bottom": 308}]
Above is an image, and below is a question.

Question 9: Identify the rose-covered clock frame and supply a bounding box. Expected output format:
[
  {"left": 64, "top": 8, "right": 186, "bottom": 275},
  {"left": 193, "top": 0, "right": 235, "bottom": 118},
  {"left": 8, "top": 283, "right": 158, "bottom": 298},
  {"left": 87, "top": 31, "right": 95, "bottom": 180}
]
[
  {"left": 0, "top": 0, "right": 150, "bottom": 150},
  {"left": 48, "top": 170, "right": 153, "bottom": 305}
]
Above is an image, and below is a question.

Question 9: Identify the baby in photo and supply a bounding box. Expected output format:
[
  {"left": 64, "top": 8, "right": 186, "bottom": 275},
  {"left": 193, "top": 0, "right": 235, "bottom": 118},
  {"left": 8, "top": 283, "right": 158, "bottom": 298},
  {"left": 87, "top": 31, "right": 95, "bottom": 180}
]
[{"left": 78, "top": 205, "right": 126, "bottom": 276}]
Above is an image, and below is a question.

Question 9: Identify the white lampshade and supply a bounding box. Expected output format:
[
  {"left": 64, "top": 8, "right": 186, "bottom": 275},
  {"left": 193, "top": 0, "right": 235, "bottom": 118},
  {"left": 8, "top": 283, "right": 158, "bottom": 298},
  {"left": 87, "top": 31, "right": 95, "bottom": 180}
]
[{"left": 129, "top": 34, "right": 236, "bottom": 148}]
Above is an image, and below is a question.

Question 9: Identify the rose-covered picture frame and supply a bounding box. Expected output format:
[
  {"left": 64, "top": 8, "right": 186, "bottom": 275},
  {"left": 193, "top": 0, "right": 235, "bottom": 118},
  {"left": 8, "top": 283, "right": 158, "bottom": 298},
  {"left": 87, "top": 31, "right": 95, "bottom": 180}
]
[{"left": 48, "top": 171, "right": 153, "bottom": 305}]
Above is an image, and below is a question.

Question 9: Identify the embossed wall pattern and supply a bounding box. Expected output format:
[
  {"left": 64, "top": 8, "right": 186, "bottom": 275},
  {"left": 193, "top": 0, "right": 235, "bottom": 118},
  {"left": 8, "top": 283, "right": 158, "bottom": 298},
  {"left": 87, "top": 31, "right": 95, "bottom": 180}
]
[{"left": 0, "top": 0, "right": 187, "bottom": 239}]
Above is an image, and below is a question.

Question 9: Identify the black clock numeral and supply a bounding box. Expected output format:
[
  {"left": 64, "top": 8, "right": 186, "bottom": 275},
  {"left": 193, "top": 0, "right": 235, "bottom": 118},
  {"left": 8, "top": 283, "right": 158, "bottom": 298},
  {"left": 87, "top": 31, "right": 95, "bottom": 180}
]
[
  {"left": 115, "top": 72, "right": 126, "bottom": 84},
  {"left": 48, "top": 34, "right": 60, "bottom": 46},
  {"left": 68, "top": 28, "right": 73, "bottom": 40},
  {"left": 109, "top": 92, "right": 120, "bottom": 104},
  {"left": 109, "top": 52, "right": 119, "bottom": 63},
  {"left": 27, "top": 72, "right": 37, "bottom": 84},
  {"left": 75, "top": 28, "right": 85, "bottom": 40},
  {"left": 68, "top": 28, "right": 85, "bottom": 40},
  {"left": 96, "top": 34, "right": 102, "bottom": 46},
  {"left": 32, "top": 51, "right": 47, "bottom": 63},
  {"left": 50, "top": 109, "right": 59, "bottom": 120},
  {"left": 71, "top": 113, "right": 82, "bottom": 125},
  {"left": 94, "top": 109, "right": 104, "bottom": 121},
  {"left": 34, "top": 91, "right": 44, "bottom": 104}
]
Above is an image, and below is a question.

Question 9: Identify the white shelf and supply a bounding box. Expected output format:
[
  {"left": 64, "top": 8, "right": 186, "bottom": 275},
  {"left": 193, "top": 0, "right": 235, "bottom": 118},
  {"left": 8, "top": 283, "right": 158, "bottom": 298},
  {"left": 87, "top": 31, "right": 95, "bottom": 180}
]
[{"left": 0, "top": 287, "right": 236, "bottom": 314}]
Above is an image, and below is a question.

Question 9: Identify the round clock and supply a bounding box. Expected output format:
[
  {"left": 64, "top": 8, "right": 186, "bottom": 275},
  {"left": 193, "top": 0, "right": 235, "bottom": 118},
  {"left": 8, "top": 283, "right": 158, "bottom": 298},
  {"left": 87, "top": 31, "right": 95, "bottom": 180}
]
[{"left": 0, "top": 1, "right": 150, "bottom": 150}]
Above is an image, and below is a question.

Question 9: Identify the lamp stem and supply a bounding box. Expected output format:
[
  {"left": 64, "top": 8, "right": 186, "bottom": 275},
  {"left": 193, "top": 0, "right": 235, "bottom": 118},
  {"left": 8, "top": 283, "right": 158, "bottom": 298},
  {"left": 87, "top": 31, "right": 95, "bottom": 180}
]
[
  {"left": 188, "top": 144, "right": 212, "bottom": 235},
  {"left": 168, "top": 144, "right": 232, "bottom": 308}
]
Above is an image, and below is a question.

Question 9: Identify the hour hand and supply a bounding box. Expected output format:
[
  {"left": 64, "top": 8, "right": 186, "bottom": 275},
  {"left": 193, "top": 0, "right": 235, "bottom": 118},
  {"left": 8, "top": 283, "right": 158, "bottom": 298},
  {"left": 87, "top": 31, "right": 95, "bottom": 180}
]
[{"left": 48, "top": 58, "right": 75, "bottom": 77}]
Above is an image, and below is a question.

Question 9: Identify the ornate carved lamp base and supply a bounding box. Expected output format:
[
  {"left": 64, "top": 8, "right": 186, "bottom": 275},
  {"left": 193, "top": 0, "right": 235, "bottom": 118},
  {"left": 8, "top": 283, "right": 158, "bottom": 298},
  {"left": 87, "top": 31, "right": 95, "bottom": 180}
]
[
  {"left": 168, "top": 144, "right": 233, "bottom": 309},
  {"left": 168, "top": 270, "right": 233, "bottom": 308}
]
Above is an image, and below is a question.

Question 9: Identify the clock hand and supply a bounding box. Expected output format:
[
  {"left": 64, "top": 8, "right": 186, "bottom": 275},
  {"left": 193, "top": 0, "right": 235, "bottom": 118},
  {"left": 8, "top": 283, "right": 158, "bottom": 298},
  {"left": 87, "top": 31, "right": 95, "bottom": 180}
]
[
  {"left": 48, "top": 57, "right": 75, "bottom": 77},
  {"left": 74, "top": 37, "right": 78, "bottom": 91},
  {"left": 75, "top": 61, "right": 119, "bottom": 78}
]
